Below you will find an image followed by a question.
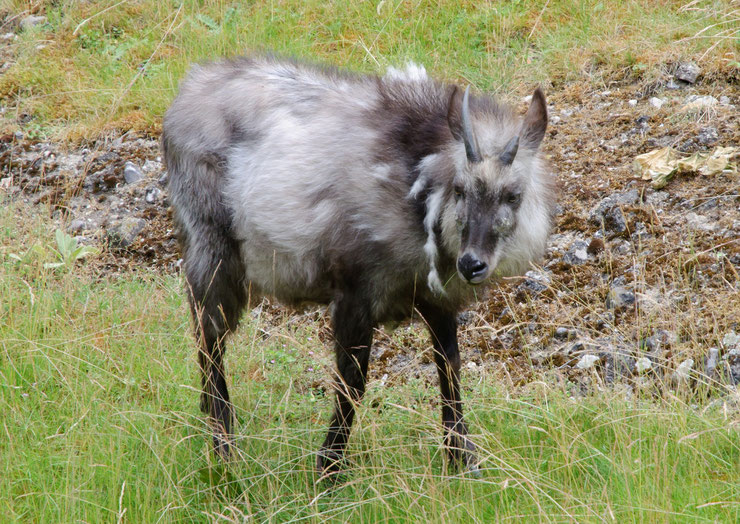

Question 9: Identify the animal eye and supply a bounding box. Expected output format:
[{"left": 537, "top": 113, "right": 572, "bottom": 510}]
[
  {"left": 507, "top": 192, "right": 521, "bottom": 205},
  {"left": 454, "top": 185, "right": 464, "bottom": 199}
]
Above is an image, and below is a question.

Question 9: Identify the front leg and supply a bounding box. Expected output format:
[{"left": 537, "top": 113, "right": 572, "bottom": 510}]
[
  {"left": 418, "top": 304, "right": 477, "bottom": 471},
  {"left": 317, "top": 292, "right": 373, "bottom": 477}
]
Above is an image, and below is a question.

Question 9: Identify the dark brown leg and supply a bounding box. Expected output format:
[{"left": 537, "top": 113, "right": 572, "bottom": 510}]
[
  {"left": 317, "top": 292, "right": 373, "bottom": 476},
  {"left": 186, "top": 237, "right": 246, "bottom": 458},
  {"left": 418, "top": 304, "right": 477, "bottom": 471}
]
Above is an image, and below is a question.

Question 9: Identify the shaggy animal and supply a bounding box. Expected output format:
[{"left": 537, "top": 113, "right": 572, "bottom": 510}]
[{"left": 162, "top": 55, "right": 555, "bottom": 474}]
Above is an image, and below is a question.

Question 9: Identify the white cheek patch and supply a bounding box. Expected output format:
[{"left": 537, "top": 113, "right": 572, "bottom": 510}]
[{"left": 423, "top": 187, "right": 446, "bottom": 295}]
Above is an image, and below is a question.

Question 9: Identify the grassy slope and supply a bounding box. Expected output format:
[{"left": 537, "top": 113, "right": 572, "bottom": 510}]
[
  {"left": 2, "top": 0, "right": 740, "bottom": 522},
  {"left": 1, "top": 0, "right": 737, "bottom": 139},
  {"left": 2, "top": 210, "right": 739, "bottom": 520}
]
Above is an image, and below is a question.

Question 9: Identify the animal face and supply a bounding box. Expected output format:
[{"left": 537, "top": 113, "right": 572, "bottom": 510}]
[
  {"left": 446, "top": 86, "right": 549, "bottom": 285},
  {"left": 454, "top": 163, "right": 524, "bottom": 283}
]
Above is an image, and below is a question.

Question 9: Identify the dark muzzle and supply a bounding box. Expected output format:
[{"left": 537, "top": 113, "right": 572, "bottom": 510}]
[{"left": 457, "top": 253, "right": 488, "bottom": 283}]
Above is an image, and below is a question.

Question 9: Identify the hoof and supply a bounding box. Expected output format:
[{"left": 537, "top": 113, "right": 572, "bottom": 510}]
[{"left": 316, "top": 449, "right": 345, "bottom": 481}]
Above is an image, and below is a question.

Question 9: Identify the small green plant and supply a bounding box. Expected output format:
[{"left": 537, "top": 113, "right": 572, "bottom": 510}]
[{"left": 44, "top": 228, "right": 99, "bottom": 269}]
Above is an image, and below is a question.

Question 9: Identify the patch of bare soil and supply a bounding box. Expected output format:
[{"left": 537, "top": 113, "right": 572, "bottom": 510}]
[{"left": 1, "top": 61, "right": 738, "bottom": 401}]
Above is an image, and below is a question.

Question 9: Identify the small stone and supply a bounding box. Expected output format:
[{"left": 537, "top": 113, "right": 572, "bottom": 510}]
[
  {"left": 550, "top": 115, "right": 561, "bottom": 125},
  {"left": 628, "top": 99, "right": 637, "bottom": 107},
  {"left": 67, "top": 219, "right": 86, "bottom": 233},
  {"left": 681, "top": 95, "right": 718, "bottom": 112},
  {"left": 665, "top": 79, "right": 682, "bottom": 90},
  {"left": 562, "top": 240, "right": 589, "bottom": 266},
  {"left": 0, "top": 32, "right": 16, "bottom": 42},
  {"left": 674, "top": 358, "right": 694, "bottom": 380},
  {"left": 20, "top": 15, "right": 48, "bottom": 30},
  {"left": 606, "top": 286, "right": 635, "bottom": 310},
  {"left": 107, "top": 217, "right": 146, "bottom": 247},
  {"left": 123, "top": 162, "right": 144, "bottom": 184},
  {"left": 696, "top": 126, "right": 718, "bottom": 146},
  {"left": 517, "top": 270, "right": 551, "bottom": 296},
  {"left": 648, "top": 97, "right": 664, "bottom": 109},
  {"left": 705, "top": 347, "right": 720, "bottom": 378},
  {"left": 719, "top": 96, "right": 731, "bottom": 106},
  {"left": 576, "top": 354, "right": 600, "bottom": 370},
  {"left": 685, "top": 212, "right": 717, "bottom": 232},
  {"left": 635, "top": 357, "right": 652, "bottom": 373},
  {"left": 145, "top": 187, "right": 162, "bottom": 203},
  {"left": 603, "top": 206, "right": 627, "bottom": 236},
  {"left": 158, "top": 171, "right": 169, "bottom": 186},
  {"left": 554, "top": 327, "right": 569, "bottom": 340},
  {"left": 675, "top": 62, "right": 700, "bottom": 84},
  {"left": 723, "top": 331, "right": 740, "bottom": 350}
]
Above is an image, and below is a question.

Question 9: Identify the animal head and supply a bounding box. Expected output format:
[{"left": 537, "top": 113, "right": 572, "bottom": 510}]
[{"left": 437, "top": 85, "right": 552, "bottom": 287}]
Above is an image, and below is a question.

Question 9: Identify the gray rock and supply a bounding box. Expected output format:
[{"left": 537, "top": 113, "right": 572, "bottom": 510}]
[
  {"left": 696, "top": 126, "right": 718, "bottom": 145},
  {"left": 685, "top": 212, "right": 717, "bottom": 232},
  {"left": 107, "top": 217, "right": 146, "bottom": 247},
  {"left": 606, "top": 286, "right": 635, "bottom": 310},
  {"left": 1, "top": 32, "right": 16, "bottom": 42},
  {"left": 719, "top": 95, "right": 732, "bottom": 106},
  {"left": 628, "top": 99, "right": 637, "bottom": 107},
  {"left": 123, "top": 162, "right": 144, "bottom": 184},
  {"left": 145, "top": 187, "right": 162, "bottom": 204},
  {"left": 554, "top": 327, "right": 569, "bottom": 340},
  {"left": 517, "top": 270, "right": 551, "bottom": 296},
  {"left": 67, "top": 219, "right": 87, "bottom": 234},
  {"left": 675, "top": 62, "right": 700, "bottom": 84},
  {"left": 562, "top": 240, "right": 589, "bottom": 266},
  {"left": 725, "top": 349, "right": 740, "bottom": 385},
  {"left": 157, "top": 172, "right": 169, "bottom": 186},
  {"left": 705, "top": 347, "right": 720, "bottom": 379},
  {"left": 20, "top": 15, "right": 48, "bottom": 30},
  {"left": 648, "top": 97, "right": 664, "bottom": 109},
  {"left": 665, "top": 79, "right": 682, "bottom": 90},
  {"left": 682, "top": 95, "right": 718, "bottom": 111}
]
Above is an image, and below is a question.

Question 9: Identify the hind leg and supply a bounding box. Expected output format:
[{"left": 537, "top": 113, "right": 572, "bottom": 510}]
[{"left": 184, "top": 234, "right": 246, "bottom": 457}]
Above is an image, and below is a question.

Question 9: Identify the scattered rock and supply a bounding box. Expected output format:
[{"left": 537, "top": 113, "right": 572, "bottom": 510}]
[
  {"left": 516, "top": 270, "right": 551, "bottom": 296},
  {"left": 1, "top": 32, "right": 16, "bottom": 42},
  {"left": 562, "top": 240, "right": 589, "bottom": 266},
  {"left": 628, "top": 99, "right": 637, "bottom": 107},
  {"left": 719, "top": 95, "right": 732, "bottom": 106},
  {"left": 457, "top": 311, "right": 475, "bottom": 325},
  {"left": 648, "top": 97, "right": 664, "bottom": 109},
  {"left": 123, "top": 162, "right": 144, "bottom": 184},
  {"left": 681, "top": 95, "right": 718, "bottom": 112},
  {"left": 550, "top": 115, "right": 561, "bottom": 125},
  {"left": 725, "top": 349, "right": 740, "bottom": 385},
  {"left": 107, "top": 217, "right": 146, "bottom": 247},
  {"left": 696, "top": 126, "right": 718, "bottom": 146},
  {"left": 685, "top": 212, "right": 717, "bottom": 232},
  {"left": 674, "top": 359, "right": 694, "bottom": 383},
  {"left": 675, "top": 62, "right": 700, "bottom": 84},
  {"left": 722, "top": 331, "right": 739, "bottom": 350},
  {"left": 704, "top": 347, "right": 720, "bottom": 379},
  {"left": 554, "top": 327, "right": 569, "bottom": 340},
  {"left": 576, "top": 354, "right": 600, "bottom": 370},
  {"left": 67, "top": 218, "right": 87, "bottom": 234},
  {"left": 606, "top": 286, "right": 635, "bottom": 310},
  {"left": 20, "top": 15, "right": 48, "bottom": 30},
  {"left": 635, "top": 357, "right": 652, "bottom": 373},
  {"left": 145, "top": 187, "right": 162, "bottom": 204}
]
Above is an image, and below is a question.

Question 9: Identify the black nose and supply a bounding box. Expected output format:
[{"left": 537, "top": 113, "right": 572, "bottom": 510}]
[{"left": 457, "top": 254, "right": 488, "bottom": 282}]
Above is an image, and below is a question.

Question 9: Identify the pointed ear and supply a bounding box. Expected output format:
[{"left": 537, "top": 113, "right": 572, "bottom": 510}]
[
  {"left": 522, "top": 87, "right": 548, "bottom": 150},
  {"left": 447, "top": 85, "right": 463, "bottom": 141}
]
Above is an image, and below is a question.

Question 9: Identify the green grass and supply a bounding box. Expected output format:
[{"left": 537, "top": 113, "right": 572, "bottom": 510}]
[
  {"left": 2, "top": 204, "right": 739, "bottom": 522},
  {"left": 1, "top": 0, "right": 737, "bottom": 138}
]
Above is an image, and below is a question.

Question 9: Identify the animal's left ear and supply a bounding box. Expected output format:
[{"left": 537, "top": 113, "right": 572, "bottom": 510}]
[{"left": 521, "top": 88, "right": 548, "bottom": 150}]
